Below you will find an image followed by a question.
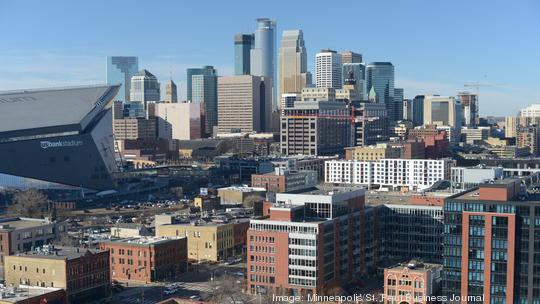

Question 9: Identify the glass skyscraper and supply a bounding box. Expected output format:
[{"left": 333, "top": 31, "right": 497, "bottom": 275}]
[
  {"left": 106, "top": 56, "right": 138, "bottom": 102},
  {"left": 342, "top": 63, "right": 366, "bottom": 100},
  {"left": 234, "top": 34, "right": 254, "bottom": 75},
  {"left": 130, "top": 69, "right": 160, "bottom": 104},
  {"left": 187, "top": 66, "right": 218, "bottom": 137},
  {"left": 366, "top": 62, "right": 396, "bottom": 121},
  {"left": 250, "top": 18, "right": 276, "bottom": 108}
]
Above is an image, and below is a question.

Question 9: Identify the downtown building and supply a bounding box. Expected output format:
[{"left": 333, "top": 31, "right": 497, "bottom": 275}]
[
  {"left": 366, "top": 62, "right": 398, "bottom": 122},
  {"left": 187, "top": 66, "right": 218, "bottom": 137},
  {"left": 280, "top": 100, "right": 353, "bottom": 156},
  {"left": 442, "top": 177, "right": 540, "bottom": 304},
  {"left": 316, "top": 49, "right": 342, "bottom": 89},
  {"left": 0, "top": 85, "right": 119, "bottom": 191},
  {"left": 247, "top": 186, "right": 380, "bottom": 295},
  {"left": 325, "top": 158, "right": 453, "bottom": 190},
  {"left": 278, "top": 30, "right": 310, "bottom": 105},
  {"left": 106, "top": 56, "right": 138, "bottom": 102},
  {"left": 217, "top": 75, "right": 272, "bottom": 134}
]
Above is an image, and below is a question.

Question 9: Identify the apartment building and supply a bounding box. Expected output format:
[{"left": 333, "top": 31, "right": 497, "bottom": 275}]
[
  {"left": 325, "top": 159, "right": 453, "bottom": 190},
  {"left": 344, "top": 144, "right": 401, "bottom": 161}
]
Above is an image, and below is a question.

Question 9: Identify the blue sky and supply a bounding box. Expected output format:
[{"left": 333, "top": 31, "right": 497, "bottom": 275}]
[{"left": 0, "top": 0, "right": 538, "bottom": 116}]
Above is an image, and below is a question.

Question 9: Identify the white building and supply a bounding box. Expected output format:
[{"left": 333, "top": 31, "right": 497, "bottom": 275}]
[
  {"left": 315, "top": 49, "right": 342, "bottom": 89},
  {"left": 520, "top": 104, "right": 540, "bottom": 118},
  {"left": 461, "top": 126, "right": 491, "bottom": 144},
  {"left": 325, "top": 159, "right": 454, "bottom": 190},
  {"left": 450, "top": 165, "right": 504, "bottom": 190},
  {"left": 153, "top": 102, "right": 201, "bottom": 140}
]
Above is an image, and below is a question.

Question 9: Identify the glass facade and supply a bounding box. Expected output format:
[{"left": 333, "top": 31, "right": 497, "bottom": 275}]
[
  {"left": 129, "top": 69, "right": 160, "bottom": 104},
  {"left": 234, "top": 34, "right": 254, "bottom": 75},
  {"left": 342, "top": 63, "right": 366, "bottom": 100},
  {"left": 366, "top": 62, "right": 396, "bottom": 121},
  {"left": 106, "top": 56, "right": 138, "bottom": 102},
  {"left": 187, "top": 66, "right": 218, "bottom": 137}
]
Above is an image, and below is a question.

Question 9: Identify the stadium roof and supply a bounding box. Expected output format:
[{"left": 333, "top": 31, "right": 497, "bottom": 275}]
[{"left": 0, "top": 84, "right": 119, "bottom": 136}]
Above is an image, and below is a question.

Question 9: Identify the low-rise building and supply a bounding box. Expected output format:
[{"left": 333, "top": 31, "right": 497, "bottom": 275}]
[
  {"left": 4, "top": 246, "right": 110, "bottom": 304},
  {"left": 156, "top": 218, "right": 249, "bottom": 262},
  {"left": 110, "top": 224, "right": 152, "bottom": 238},
  {"left": 450, "top": 165, "right": 504, "bottom": 190},
  {"left": 217, "top": 186, "right": 267, "bottom": 206},
  {"left": 461, "top": 126, "right": 491, "bottom": 144},
  {"left": 193, "top": 196, "right": 221, "bottom": 211},
  {"left": 100, "top": 237, "right": 187, "bottom": 283},
  {"left": 384, "top": 261, "right": 442, "bottom": 304},
  {"left": 251, "top": 168, "right": 317, "bottom": 193},
  {"left": 344, "top": 144, "right": 401, "bottom": 161},
  {"left": 0, "top": 217, "right": 60, "bottom": 265},
  {"left": 0, "top": 286, "right": 65, "bottom": 304}
]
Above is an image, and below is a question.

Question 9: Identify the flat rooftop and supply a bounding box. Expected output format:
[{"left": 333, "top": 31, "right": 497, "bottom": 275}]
[
  {"left": 295, "top": 185, "right": 364, "bottom": 196},
  {"left": 12, "top": 246, "right": 105, "bottom": 260},
  {"left": 0, "top": 286, "right": 63, "bottom": 303},
  {"left": 218, "top": 186, "right": 266, "bottom": 192},
  {"left": 386, "top": 261, "right": 442, "bottom": 273},
  {"left": 102, "top": 236, "right": 184, "bottom": 246},
  {"left": 0, "top": 217, "right": 53, "bottom": 230}
]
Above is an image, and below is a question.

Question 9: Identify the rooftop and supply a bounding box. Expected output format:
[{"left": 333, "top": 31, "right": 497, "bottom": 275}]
[
  {"left": 0, "top": 217, "right": 53, "bottom": 231},
  {"left": 102, "top": 236, "right": 184, "bottom": 246},
  {"left": 0, "top": 85, "right": 119, "bottom": 135},
  {"left": 0, "top": 286, "right": 63, "bottom": 303},
  {"left": 386, "top": 260, "right": 442, "bottom": 273},
  {"left": 218, "top": 186, "right": 266, "bottom": 192},
  {"left": 12, "top": 245, "right": 105, "bottom": 260}
]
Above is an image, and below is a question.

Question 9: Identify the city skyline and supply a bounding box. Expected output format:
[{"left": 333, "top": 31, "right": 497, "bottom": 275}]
[{"left": 0, "top": 0, "right": 539, "bottom": 116}]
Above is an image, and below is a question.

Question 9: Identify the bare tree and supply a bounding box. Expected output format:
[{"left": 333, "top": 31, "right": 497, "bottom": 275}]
[{"left": 7, "top": 189, "right": 48, "bottom": 218}]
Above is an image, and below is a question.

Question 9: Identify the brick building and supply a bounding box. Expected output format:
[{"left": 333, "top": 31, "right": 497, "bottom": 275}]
[
  {"left": 247, "top": 186, "right": 380, "bottom": 296},
  {"left": 443, "top": 176, "right": 540, "bottom": 303},
  {"left": 383, "top": 260, "right": 442, "bottom": 304},
  {"left": 4, "top": 246, "right": 110, "bottom": 304},
  {"left": 100, "top": 237, "right": 187, "bottom": 283},
  {"left": 251, "top": 168, "right": 317, "bottom": 193}
]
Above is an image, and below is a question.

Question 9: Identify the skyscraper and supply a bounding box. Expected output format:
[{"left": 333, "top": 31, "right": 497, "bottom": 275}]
[
  {"left": 130, "top": 69, "right": 160, "bottom": 106},
  {"left": 366, "top": 62, "right": 396, "bottom": 120},
  {"left": 316, "top": 49, "right": 342, "bottom": 89},
  {"left": 342, "top": 63, "right": 366, "bottom": 99},
  {"left": 423, "top": 95, "right": 463, "bottom": 142},
  {"left": 217, "top": 75, "right": 272, "bottom": 134},
  {"left": 458, "top": 91, "right": 478, "bottom": 127},
  {"left": 340, "top": 51, "right": 362, "bottom": 64},
  {"left": 250, "top": 18, "right": 276, "bottom": 107},
  {"left": 278, "top": 30, "right": 310, "bottom": 104},
  {"left": 164, "top": 80, "right": 177, "bottom": 103},
  {"left": 187, "top": 66, "right": 218, "bottom": 137},
  {"left": 106, "top": 56, "right": 138, "bottom": 102},
  {"left": 394, "top": 88, "right": 404, "bottom": 121},
  {"left": 234, "top": 34, "right": 254, "bottom": 75}
]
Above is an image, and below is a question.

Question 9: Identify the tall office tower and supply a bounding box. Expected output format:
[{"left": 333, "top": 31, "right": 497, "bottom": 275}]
[
  {"left": 403, "top": 99, "right": 412, "bottom": 120},
  {"left": 316, "top": 49, "right": 342, "bottom": 89},
  {"left": 366, "top": 62, "right": 396, "bottom": 120},
  {"left": 280, "top": 101, "right": 352, "bottom": 156},
  {"left": 443, "top": 178, "right": 540, "bottom": 304},
  {"left": 234, "top": 34, "right": 254, "bottom": 75},
  {"left": 113, "top": 101, "right": 124, "bottom": 119},
  {"left": 250, "top": 18, "right": 276, "bottom": 107},
  {"left": 457, "top": 91, "right": 478, "bottom": 127},
  {"left": 106, "top": 56, "right": 138, "bottom": 101},
  {"left": 340, "top": 51, "right": 362, "bottom": 64},
  {"left": 411, "top": 95, "right": 425, "bottom": 126},
  {"left": 187, "top": 66, "right": 218, "bottom": 137},
  {"left": 278, "top": 30, "right": 310, "bottom": 105},
  {"left": 394, "top": 88, "right": 404, "bottom": 121},
  {"left": 164, "top": 80, "right": 177, "bottom": 103},
  {"left": 130, "top": 69, "right": 160, "bottom": 106},
  {"left": 423, "top": 95, "right": 463, "bottom": 142},
  {"left": 342, "top": 63, "right": 366, "bottom": 100},
  {"left": 217, "top": 75, "right": 272, "bottom": 134}
]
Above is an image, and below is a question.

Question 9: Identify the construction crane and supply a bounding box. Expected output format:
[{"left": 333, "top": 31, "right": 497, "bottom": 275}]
[{"left": 463, "top": 82, "right": 501, "bottom": 125}]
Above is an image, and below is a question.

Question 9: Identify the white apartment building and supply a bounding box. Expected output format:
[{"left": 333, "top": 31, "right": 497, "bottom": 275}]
[
  {"left": 520, "top": 104, "right": 540, "bottom": 118},
  {"left": 325, "top": 159, "right": 454, "bottom": 190},
  {"left": 315, "top": 49, "right": 342, "bottom": 89}
]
